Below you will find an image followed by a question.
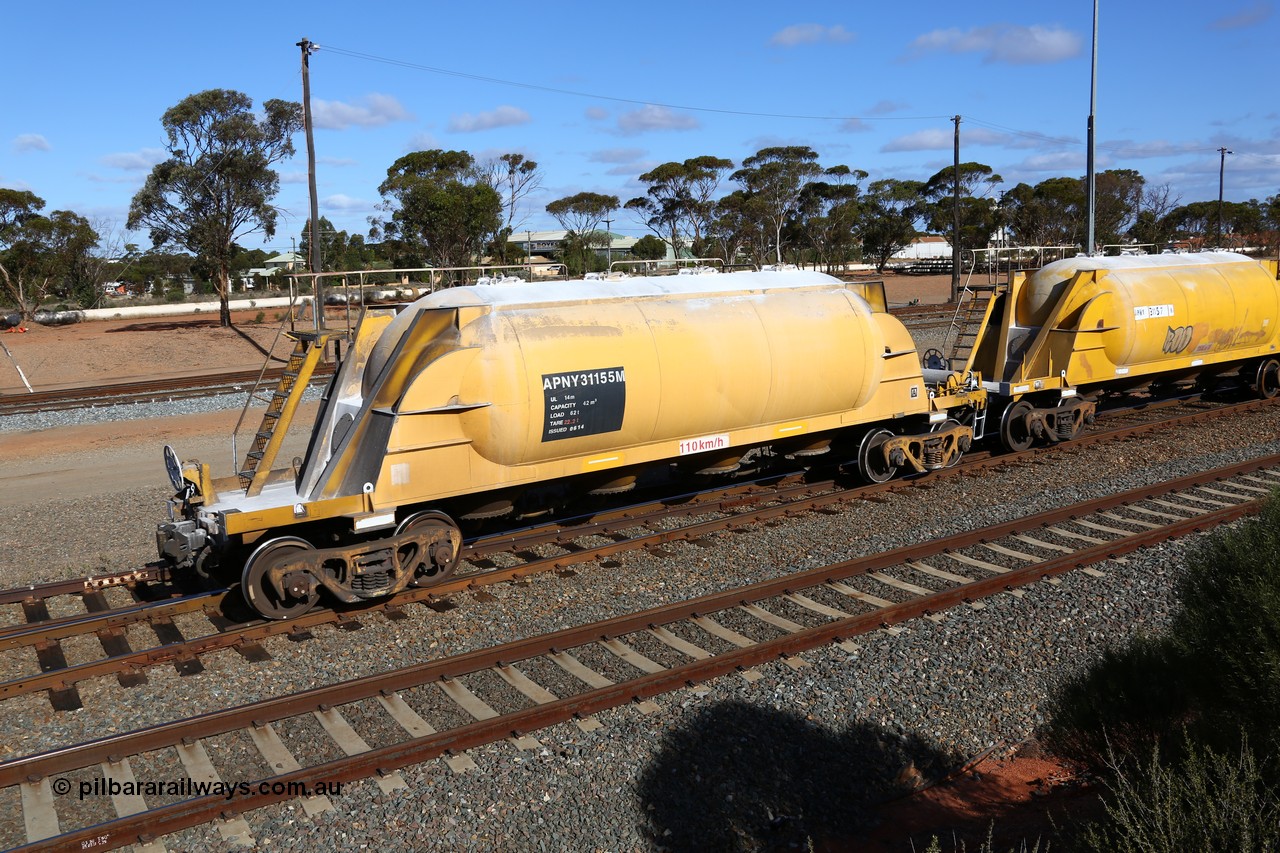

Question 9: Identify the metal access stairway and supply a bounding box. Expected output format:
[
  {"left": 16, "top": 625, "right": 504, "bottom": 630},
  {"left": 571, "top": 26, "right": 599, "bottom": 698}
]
[
  {"left": 237, "top": 331, "right": 336, "bottom": 496},
  {"left": 946, "top": 283, "right": 998, "bottom": 371}
]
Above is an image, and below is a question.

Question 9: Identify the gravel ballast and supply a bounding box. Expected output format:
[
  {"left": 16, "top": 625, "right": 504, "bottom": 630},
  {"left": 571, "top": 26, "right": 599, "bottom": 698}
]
[{"left": 1, "top": 397, "right": 1278, "bottom": 849}]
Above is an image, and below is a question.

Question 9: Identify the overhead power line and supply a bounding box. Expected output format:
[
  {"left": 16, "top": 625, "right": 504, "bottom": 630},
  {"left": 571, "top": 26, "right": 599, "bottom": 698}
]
[{"left": 319, "top": 43, "right": 949, "bottom": 124}]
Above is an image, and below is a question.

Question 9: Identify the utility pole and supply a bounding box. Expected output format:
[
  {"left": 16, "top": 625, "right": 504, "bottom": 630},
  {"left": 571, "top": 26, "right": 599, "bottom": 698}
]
[
  {"left": 1085, "top": 0, "right": 1098, "bottom": 256},
  {"left": 951, "top": 115, "right": 961, "bottom": 303},
  {"left": 603, "top": 216, "right": 612, "bottom": 269},
  {"left": 1217, "top": 147, "right": 1233, "bottom": 249},
  {"left": 297, "top": 37, "right": 323, "bottom": 325}
]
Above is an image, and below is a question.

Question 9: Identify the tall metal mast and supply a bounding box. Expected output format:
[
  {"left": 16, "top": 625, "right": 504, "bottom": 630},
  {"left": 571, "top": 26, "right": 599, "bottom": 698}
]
[
  {"left": 297, "top": 38, "right": 323, "bottom": 323},
  {"left": 1085, "top": 0, "right": 1098, "bottom": 256}
]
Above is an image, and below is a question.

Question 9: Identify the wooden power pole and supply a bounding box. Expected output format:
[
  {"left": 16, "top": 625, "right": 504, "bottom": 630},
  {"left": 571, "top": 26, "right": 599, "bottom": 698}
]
[
  {"left": 297, "top": 38, "right": 323, "bottom": 324},
  {"left": 951, "top": 115, "right": 961, "bottom": 303}
]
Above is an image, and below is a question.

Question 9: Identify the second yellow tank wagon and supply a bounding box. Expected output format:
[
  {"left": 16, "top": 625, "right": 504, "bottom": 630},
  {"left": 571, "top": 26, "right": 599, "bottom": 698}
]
[{"left": 963, "top": 252, "right": 1280, "bottom": 450}]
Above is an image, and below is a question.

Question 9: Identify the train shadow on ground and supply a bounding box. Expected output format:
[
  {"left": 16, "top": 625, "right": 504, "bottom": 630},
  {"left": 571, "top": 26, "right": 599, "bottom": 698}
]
[{"left": 635, "top": 699, "right": 955, "bottom": 851}]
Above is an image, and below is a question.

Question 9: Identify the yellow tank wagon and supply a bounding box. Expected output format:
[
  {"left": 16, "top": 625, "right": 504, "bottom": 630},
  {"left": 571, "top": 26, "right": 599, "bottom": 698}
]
[
  {"left": 158, "top": 270, "right": 985, "bottom": 618},
  {"left": 961, "top": 252, "right": 1280, "bottom": 450}
]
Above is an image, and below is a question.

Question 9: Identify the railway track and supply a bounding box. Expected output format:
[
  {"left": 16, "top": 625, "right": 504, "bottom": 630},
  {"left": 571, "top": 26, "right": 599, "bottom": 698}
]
[
  {"left": 3, "top": 394, "right": 1275, "bottom": 712},
  {"left": 0, "top": 366, "right": 334, "bottom": 418},
  {"left": 4, "top": 453, "right": 1276, "bottom": 851}
]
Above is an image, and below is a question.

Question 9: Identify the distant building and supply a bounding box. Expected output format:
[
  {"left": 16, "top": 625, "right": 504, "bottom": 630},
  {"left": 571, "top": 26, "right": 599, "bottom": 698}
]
[
  {"left": 264, "top": 252, "right": 305, "bottom": 271},
  {"left": 507, "top": 229, "right": 639, "bottom": 260},
  {"left": 890, "top": 235, "right": 952, "bottom": 261}
]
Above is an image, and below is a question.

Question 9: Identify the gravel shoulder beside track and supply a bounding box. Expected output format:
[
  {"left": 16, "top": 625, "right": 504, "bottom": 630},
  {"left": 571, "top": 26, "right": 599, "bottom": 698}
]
[{"left": 1, "top": 402, "right": 1277, "bottom": 850}]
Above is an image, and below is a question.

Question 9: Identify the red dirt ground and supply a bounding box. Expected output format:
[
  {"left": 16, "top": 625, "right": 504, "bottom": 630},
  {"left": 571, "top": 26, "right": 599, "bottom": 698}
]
[{"left": 840, "top": 745, "right": 1102, "bottom": 850}]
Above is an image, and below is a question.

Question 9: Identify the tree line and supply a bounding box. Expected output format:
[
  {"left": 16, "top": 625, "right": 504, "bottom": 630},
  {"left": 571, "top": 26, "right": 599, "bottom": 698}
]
[{"left": 4, "top": 87, "right": 1280, "bottom": 325}]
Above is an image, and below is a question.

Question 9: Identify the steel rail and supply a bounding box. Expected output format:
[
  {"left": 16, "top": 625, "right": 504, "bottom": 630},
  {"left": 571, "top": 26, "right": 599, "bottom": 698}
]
[
  {"left": 2, "top": 395, "right": 1276, "bottom": 702},
  {"left": 4, "top": 453, "right": 1275, "bottom": 781},
  {"left": 0, "top": 568, "right": 169, "bottom": 607},
  {"left": 5, "top": 455, "right": 1276, "bottom": 851},
  {"left": 5, "top": 391, "right": 1272, "bottom": 612},
  {"left": 0, "top": 365, "right": 335, "bottom": 417}
]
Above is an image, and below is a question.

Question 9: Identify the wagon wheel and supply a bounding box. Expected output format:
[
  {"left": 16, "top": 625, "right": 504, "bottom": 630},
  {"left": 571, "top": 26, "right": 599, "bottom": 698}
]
[
  {"left": 396, "top": 510, "right": 462, "bottom": 587},
  {"left": 999, "top": 400, "right": 1035, "bottom": 453},
  {"left": 241, "top": 536, "right": 320, "bottom": 620},
  {"left": 921, "top": 348, "right": 949, "bottom": 370},
  {"left": 1255, "top": 358, "right": 1280, "bottom": 400},
  {"left": 857, "top": 428, "right": 898, "bottom": 484},
  {"left": 932, "top": 417, "right": 965, "bottom": 467}
]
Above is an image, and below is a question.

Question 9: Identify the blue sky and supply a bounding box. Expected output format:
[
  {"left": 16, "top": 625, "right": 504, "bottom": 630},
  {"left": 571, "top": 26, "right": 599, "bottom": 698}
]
[{"left": 5, "top": 0, "right": 1278, "bottom": 254}]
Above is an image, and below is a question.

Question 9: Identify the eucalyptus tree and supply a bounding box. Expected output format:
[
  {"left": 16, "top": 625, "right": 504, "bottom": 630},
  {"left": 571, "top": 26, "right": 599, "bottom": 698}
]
[
  {"left": 127, "top": 89, "right": 302, "bottom": 326},
  {"left": 630, "top": 235, "right": 667, "bottom": 260},
  {"left": 0, "top": 190, "right": 100, "bottom": 318},
  {"left": 626, "top": 156, "right": 734, "bottom": 258},
  {"left": 1002, "top": 177, "right": 1084, "bottom": 248},
  {"left": 797, "top": 165, "right": 867, "bottom": 271},
  {"left": 1094, "top": 169, "right": 1146, "bottom": 247},
  {"left": 298, "top": 216, "right": 350, "bottom": 272},
  {"left": 1165, "top": 201, "right": 1217, "bottom": 244},
  {"left": 1129, "top": 183, "right": 1182, "bottom": 250},
  {"left": 707, "top": 189, "right": 768, "bottom": 268},
  {"left": 1265, "top": 193, "right": 1280, "bottom": 252},
  {"left": 546, "top": 192, "right": 620, "bottom": 274},
  {"left": 860, "top": 179, "right": 925, "bottom": 273},
  {"left": 373, "top": 149, "right": 503, "bottom": 269},
  {"left": 730, "top": 146, "right": 823, "bottom": 264},
  {"left": 478, "top": 153, "right": 543, "bottom": 231},
  {"left": 1163, "top": 198, "right": 1263, "bottom": 249},
  {"left": 922, "top": 162, "right": 1002, "bottom": 275}
]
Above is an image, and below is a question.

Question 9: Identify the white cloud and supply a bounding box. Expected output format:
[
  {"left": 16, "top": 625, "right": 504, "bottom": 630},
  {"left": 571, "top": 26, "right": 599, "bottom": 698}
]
[
  {"left": 617, "top": 105, "right": 699, "bottom": 135},
  {"left": 866, "top": 100, "right": 909, "bottom": 116},
  {"left": 881, "top": 129, "right": 951, "bottom": 152},
  {"left": 1015, "top": 151, "right": 1091, "bottom": 172},
  {"left": 0, "top": 177, "right": 35, "bottom": 191},
  {"left": 1099, "top": 139, "right": 1203, "bottom": 159},
  {"left": 312, "top": 94, "right": 410, "bottom": 130},
  {"left": 770, "top": 23, "right": 854, "bottom": 47},
  {"left": 906, "top": 24, "right": 1081, "bottom": 64},
  {"left": 100, "top": 147, "right": 167, "bottom": 171},
  {"left": 280, "top": 172, "right": 308, "bottom": 184},
  {"left": 606, "top": 162, "right": 657, "bottom": 176},
  {"left": 14, "top": 134, "right": 51, "bottom": 153},
  {"left": 322, "top": 194, "right": 373, "bottom": 211},
  {"left": 881, "top": 126, "right": 1012, "bottom": 152},
  {"left": 405, "top": 132, "right": 438, "bottom": 152},
  {"left": 447, "top": 106, "right": 531, "bottom": 133},
  {"left": 839, "top": 118, "right": 872, "bottom": 133},
  {"left": 585, "top": 106, "right": 609, "bottom": 121},
  {"left": 1210, "top": 2, "right": 1272, "bottom": 29},
  {"left": 318, "top": 156, "right": 358, "bottom": 167},
  {"left": 85, "top": 173, "right": 147, "bottom": 184},
  {"left": 590, "top": 148, "right": 646, "bottom": 164}
]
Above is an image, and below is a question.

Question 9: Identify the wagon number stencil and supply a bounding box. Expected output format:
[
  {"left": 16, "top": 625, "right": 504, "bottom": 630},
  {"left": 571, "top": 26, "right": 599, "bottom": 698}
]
[{"left": 542, "top": 367, "right": 627, "bottom": 441}]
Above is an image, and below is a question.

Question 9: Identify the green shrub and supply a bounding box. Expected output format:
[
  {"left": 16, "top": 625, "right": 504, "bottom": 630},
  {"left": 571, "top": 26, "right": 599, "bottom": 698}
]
[
  {"left": 1040, "top": 493, "right": 1280, "bottom": 846},
  {"left": 922, "top": 825, "right": 1046, "bottom": 852},
  {"left": 1080, "top": 737, "right": 1280, "bottom": 852},
  {"left": 1042, "top": 634, "right": 1194, "bottom": 769},
  {"left": 1168, "top": 492, "right": 1280, "bottom": 754}
]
